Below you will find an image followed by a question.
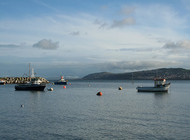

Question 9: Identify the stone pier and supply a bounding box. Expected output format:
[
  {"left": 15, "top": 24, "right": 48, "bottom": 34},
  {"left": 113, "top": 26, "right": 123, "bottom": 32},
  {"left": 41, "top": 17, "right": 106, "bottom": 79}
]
[{"left": 0, "top": 77, "right": 49, "bottom": 84}]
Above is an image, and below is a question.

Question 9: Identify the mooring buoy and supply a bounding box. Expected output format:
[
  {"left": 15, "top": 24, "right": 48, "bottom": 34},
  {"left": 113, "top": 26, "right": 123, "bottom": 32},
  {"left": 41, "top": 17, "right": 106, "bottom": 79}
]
[
  {"left": 48, "top": 88, "right": 53, "bottom": 91},
  {"left": 118, "top": 86, "right": 123, "bottom": 90},
  {"left": 96, "top": 91, "right": 102, "bottom": 96}
]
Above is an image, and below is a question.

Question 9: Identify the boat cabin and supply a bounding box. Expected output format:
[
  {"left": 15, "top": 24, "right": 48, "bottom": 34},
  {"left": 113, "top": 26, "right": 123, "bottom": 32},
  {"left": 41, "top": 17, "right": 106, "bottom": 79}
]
[
  {"left": 154, "top": 78, "right": 166, "bottom": 87},
  {"left": 60, "top": 76, "right": 65, "bottom": 81},
  {"left": 31, "top": 78, "right": 42, "bottom": 85}
]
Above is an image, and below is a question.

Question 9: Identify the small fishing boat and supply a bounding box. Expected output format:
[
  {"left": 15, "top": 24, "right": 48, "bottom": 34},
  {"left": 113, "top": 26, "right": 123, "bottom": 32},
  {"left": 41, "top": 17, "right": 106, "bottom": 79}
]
[
  {"left": 0, "top": 80, "right": 5, "bottom": 85},
  {"left": 15, "top": 64, "right": 46, "bottom": 91},
  {"left": 15, "top": 78, "right": 46, "bottom": 91},
  {"left": 136, "top": 78, "right": 170, "bottom": 92},
  {"left": 54, "top": 76, "right": 67, "bottom": 85}
]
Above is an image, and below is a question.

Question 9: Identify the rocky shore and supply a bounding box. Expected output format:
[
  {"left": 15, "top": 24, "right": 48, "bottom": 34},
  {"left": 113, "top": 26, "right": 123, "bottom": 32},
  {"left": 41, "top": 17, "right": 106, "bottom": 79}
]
[{"left": 0, "top": 77, "right": 49, "bottom": 84}]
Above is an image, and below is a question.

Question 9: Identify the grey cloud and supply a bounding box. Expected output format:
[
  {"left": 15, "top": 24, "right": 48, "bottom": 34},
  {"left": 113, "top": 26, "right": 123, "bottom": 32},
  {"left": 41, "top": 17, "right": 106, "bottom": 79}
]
[
  {"left": 163, "top": 40, "right": 190, "bottom": 50},
  {"left": 121, "top": 6, "right": 136, "bottom": 16},
  {"left": 94, "top": 17, "right": 135, "bottom": 29},
  {"left": 33, "top": 39, "right": 59, "bottom": 50},
  {"left": 97, "top": 61, "right": 177, "bottom": 73},
  {"left": 94, "top": 19, "right": 108, "bottom": 29},
  {"left": 111, "top": 18, "right": 135, "bottom": 28},
  {"left": 111, "top": 6, "right": 136, "bottom": 28},
  {"left": 119, "top": 48, "right": 153, "bottom": 52},
  {"left": 99, "top": 23, "right": 108, "bottom": 29},
  {"left": 95, "top": 18, "right": 136, "bottom": 29},
  {"left": 39, "top": 61, "right": 176, "bottom": 77},
  {"left": 0, "top": 44, "right": 20, "bottom": 48},
  {"left": 70, "top": 31, "right": 80, "bottom": 36},
  {"left": 0, "top": 60, "right": 181, "bottom": 78}
]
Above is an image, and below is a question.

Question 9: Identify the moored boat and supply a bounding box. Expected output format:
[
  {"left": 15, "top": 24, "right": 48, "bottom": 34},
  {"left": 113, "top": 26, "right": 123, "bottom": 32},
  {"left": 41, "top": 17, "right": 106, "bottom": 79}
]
[
  {"left": 15, "top": 64, "right": 46, "bottom": 91},
  {"left": 136, "top": 78, "right": 170, "bottom": 92},
  {"left": 54, "top": 76, "right": 67, "bottom": 85},
  {"left": 15, "top": 78, "right": 46, "bottom": 91}
]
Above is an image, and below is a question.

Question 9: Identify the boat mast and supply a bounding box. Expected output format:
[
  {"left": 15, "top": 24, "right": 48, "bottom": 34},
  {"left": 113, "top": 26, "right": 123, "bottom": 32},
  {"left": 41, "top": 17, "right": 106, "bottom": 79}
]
[
  {"left": 29, "top": 63, "right": 31, "bottom": 81},
  {"left": 31, "top": 68, "right": 35, "bottom": 78}
]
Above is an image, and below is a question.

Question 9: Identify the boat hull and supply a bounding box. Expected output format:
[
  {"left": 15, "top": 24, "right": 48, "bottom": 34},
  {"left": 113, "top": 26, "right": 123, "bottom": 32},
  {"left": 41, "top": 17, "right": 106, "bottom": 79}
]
[
  {"left": 15, "top": 84, "right": 46, "bottom": 91},
  {"left": 136, "top": 85, "right": 170, "bottom": 92},
  {"left": 54, "top": 81, "right": 67, "bottom": 85}
]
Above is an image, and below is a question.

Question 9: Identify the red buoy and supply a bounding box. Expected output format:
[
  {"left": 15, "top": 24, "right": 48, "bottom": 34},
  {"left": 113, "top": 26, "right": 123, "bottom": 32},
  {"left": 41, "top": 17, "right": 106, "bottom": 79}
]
[
  {"left": 63, "top": 86, "right": 66, "bottom": 89},
  {"left": 96, "top": 91, "right": 102, "bottom": 96}
]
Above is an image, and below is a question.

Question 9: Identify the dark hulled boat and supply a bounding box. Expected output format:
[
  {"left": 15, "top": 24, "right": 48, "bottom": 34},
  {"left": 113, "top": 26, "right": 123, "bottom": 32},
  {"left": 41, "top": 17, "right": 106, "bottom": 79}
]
[
  {"left": 15, "top": 78, "right": 46, "bottom": 91},
  {"left": 54, "top": 76, "right": 67, "bottom": 85}
]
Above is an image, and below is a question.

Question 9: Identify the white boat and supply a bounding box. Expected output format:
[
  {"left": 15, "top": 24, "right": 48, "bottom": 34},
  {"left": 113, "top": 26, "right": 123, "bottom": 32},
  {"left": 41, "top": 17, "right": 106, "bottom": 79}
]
[{"left": 136, "top": 78, "right": 170, "bottom": 92}]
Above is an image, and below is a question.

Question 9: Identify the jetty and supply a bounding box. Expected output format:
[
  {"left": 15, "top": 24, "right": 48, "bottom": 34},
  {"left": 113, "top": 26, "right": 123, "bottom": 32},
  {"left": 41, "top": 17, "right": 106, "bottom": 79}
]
[{"left": 0, "top": 77, "right": 49, "bottom": 84}]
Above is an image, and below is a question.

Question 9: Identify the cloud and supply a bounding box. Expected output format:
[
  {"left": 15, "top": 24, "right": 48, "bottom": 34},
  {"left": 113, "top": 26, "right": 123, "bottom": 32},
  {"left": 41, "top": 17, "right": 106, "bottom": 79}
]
[
  {"left": 33, "top": 39, "right": 59, "bottom": 50},
  {"left": 111, "top": 5, "right": 136, "bottom": 28},
  {"left": 94, "top": 5, "right": 136, "bottom": 29},
  {"left": 161, "top": 40, "right": 190, "bottom": 60},
  {"left": 1, "top": 2, "right": 190, "bottom": 76},
  {"left": 163, "top": 40, "right": 190, "bottom": 50},
  {"left": 110, "top": 6, "right": 136, "bottom": 28},
  {"left": 94, "top": 19, "right": 108, "bottom": 29},
  {"left": 111, "top": 18, "right": 135, "bottom": 28},
  {"left": 99, "top": 61, "right": 176, "bottom": 72},
  {"left": 119, "top": 47, "right": 153, "bottom": 52},
  {"left": 28, "top": 60, "right": 178, "bottom": 77},
  {"left": 0, "top": 44, "right": 20, "bottom": 48},
  {"left": 70, "top": 31, "right": 80, "bottom": 36},
  {"left": 121, "top": 6, "right": 136, "bottom": 16}
]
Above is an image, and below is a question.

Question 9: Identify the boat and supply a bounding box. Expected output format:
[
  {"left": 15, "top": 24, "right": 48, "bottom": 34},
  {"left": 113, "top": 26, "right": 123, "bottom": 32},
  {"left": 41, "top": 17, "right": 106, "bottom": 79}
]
[
  {"left": 15, "top": 64, "right": 46, "bottom": 91},
  {"left": 54, "top": 76, "right": 67, "bottom": 85},
  {"left": 0, "top": 80, "right": 5, "bottom": 85},
  {"left": 15, "top": 78, "right": 46, "bottom": 91},
  {"left": 136, "top": 78, "right": 170, "bottom": 92}
]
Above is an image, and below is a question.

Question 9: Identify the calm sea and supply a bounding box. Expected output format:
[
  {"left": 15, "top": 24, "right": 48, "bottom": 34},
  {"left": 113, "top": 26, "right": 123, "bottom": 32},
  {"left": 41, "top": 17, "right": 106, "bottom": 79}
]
[{"left": 0, "top": 80, "right": 190, "bottom": 140}]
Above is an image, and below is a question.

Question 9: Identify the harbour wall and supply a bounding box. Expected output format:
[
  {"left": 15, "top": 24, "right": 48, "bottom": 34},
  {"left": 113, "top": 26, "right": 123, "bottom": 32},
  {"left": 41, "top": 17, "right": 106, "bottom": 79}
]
[{"left": 0, "top": 77, "right": 49, "bottom": 84}]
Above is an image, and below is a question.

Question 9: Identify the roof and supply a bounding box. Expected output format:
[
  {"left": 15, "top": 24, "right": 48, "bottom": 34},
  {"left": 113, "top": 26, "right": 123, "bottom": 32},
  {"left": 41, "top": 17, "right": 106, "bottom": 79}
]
[{"left": 154, "top": 78, "right": 166, "bottom": 81}]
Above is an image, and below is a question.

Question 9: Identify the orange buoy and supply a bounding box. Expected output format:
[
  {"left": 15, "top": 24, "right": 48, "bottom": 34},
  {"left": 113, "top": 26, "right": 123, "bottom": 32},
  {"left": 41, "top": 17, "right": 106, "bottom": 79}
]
[
  {"left": 63, "top": 86, "right": 66, "bottom": 89},
  {"left": 96, "top": 91, "right": 102, "bottom": 96}
]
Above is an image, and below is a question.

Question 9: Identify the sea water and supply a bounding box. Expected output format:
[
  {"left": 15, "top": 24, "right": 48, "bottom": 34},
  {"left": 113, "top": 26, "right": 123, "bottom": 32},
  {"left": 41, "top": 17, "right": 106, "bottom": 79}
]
[{"left": 0, "top": 80, "right": 190, "bottom": 140}]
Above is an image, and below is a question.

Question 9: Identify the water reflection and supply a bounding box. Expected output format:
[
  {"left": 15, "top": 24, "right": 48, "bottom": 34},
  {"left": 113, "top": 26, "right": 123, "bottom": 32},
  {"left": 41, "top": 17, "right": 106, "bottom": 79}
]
[
  {"left": 29, "top": 91, "right": 45, "bottom": 94},
  {"left": 137, "top": 91, "right": 170, "bottom": 99},
  {"left": 154, "top": 92, "right": 169, "bottom": 101},
  {"left": 154, "top": 92, "right": 168, "bottom": 96}
]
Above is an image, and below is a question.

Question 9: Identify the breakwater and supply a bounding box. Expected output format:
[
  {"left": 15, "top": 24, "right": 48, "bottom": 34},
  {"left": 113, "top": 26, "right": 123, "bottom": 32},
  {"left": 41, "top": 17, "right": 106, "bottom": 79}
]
[{"left": 0, "top": 77, "right": 49, "bottom": 84}]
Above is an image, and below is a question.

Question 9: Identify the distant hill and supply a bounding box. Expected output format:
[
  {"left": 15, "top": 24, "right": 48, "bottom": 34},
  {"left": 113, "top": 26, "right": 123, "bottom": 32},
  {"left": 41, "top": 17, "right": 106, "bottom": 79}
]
[{"left": 82, "top": 68, "right": 190, "bottom": 80}]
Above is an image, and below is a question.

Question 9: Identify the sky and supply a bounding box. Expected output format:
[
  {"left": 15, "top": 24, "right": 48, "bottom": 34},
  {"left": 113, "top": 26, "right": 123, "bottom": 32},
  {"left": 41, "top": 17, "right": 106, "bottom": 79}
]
[{"left": 1, "top": 0, "right": 190, "bottom": 78}]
